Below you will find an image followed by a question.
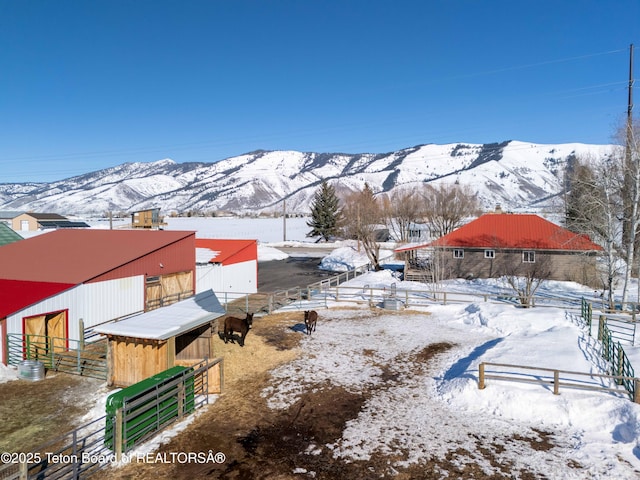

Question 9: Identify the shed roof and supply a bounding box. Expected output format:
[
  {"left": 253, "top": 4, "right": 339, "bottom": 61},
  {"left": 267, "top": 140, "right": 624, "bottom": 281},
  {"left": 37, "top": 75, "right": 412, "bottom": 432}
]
[
  {"left": 396, "top": 213, "right": 603, "bottom": 252},
  {"left": 0, "top": 229, "right": 195, "bottom": 284},
  {"left": 0, "top": 223, "right": 22, "bottom": 246},
  {"left": 195, "top": 238, "right": 257, "bottom": 265},
  {"left": 0, "top": 211, "right": 24, "bottom": 220},
  {"left": 22, "top": 212, "right": 68, "bottom": 220},
  {"left": 38, "top": 220, "right": 91, "bottom": 229},
  {"left": 93, "top": 289, "right": 225, "bottom": 340},
  {"left": 0, "top": 279, "right": 75, "bottom": 318}
]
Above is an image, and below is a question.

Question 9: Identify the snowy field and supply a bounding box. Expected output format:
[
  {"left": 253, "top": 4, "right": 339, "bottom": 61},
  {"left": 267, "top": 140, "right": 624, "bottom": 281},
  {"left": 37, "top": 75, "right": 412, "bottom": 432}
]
[{"left": 3, "top": 216, "right": 640, "bottom": 478}]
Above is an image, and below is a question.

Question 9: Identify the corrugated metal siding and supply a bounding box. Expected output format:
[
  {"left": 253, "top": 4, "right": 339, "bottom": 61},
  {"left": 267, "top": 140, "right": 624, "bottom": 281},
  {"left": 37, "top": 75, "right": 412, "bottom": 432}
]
[
  {"left": 434, "top": 214, "right": 603, "bottom": 251},
  {"left": 196, "top": 264, "right": 224, "bottom": 296},
  {"left": 221, "top": 261, "right": 257, "bottom": 295},
  {"left": 81, "top": 276, "right": 145, "bottom": 327},
  {"left": 0, "top": 229, "right": 195, "bottom": 284},
  {"left": 195, "top": 239, "right": 258, "bottom": 265},
  {"left": 195, "top": 261, "right": 257, "bottom": 299},
  {"left": 7, "top": 276, "right": 145, "bottom": 340},
  {"left": 89, "top": 235, "right": 195, "bottom": 283}
]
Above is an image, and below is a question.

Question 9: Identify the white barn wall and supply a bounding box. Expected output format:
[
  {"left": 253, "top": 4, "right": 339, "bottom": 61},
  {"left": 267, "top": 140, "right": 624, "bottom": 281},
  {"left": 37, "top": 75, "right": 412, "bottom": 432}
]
[
  {"left": 81, "top": 276, "right": 145, "bottom": 327},
  {"left": 196, "top": 261, "right": 257, "bottom": 300},
  {"left": 6, "top": 276, "right": 145, "bottom": 341},
  {"left": 196, "top": 264, "right": 224, "bottom": 295}
]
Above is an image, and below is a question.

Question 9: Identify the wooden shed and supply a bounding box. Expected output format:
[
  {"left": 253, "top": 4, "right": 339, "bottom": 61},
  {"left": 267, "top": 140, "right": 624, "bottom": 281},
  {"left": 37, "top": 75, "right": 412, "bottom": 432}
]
[{"left": 94, "top": 290, "right": 225, "bottom": 388}]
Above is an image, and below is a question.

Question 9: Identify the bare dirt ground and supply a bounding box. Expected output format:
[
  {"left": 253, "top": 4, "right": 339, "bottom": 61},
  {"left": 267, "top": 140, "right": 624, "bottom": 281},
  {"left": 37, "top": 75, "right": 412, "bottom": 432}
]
[
  {"left": 0, "top": 373, "right": 107, "bottom": 454},
  {"left": 97, "top": 310, "right": 553, "bottom": 480},
  {"left": 1, "top": 309, "right": 558, "bottom": 480}
]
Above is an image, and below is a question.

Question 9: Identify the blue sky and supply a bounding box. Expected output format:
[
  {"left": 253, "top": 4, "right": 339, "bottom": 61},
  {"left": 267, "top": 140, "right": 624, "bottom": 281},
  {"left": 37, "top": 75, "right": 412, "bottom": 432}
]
[{"left": 1, "top": 1, "right": 638, "bottom": 183}]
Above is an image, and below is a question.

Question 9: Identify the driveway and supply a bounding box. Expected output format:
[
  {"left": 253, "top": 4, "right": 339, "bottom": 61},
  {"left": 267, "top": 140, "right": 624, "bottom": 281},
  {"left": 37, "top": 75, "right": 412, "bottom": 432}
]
[{"left": 258, "top": 256, "right": 334, "bottom": 292}]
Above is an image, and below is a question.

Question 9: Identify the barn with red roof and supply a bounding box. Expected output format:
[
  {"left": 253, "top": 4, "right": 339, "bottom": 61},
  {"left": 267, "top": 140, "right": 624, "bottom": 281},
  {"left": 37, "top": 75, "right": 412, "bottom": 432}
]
[
  {"left": 194, "top": 238, "right": 258, "bottom": 301},
  {"left": 0, "top": 229, "right": 197, "bottom": 366},
  {"left": 396, "top": 211, "right": 604, "bottom": 284}
]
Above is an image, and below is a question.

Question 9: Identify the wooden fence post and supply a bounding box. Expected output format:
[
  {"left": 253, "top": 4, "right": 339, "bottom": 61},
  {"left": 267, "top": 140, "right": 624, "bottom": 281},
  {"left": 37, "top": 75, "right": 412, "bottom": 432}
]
[
  {"left": 553, "top": 370, "right": 559, "bottom": 395},
  {"left": 114, "top": 407, "right": 123, "bottom": 462},
  {"left": 79, "top": 318, "right": 85, "bottom": 349},
  {"left": 478, "top": 363, "right": 485, "bottom": 389},
  {"left": 177, "top": 382, "right": 185, "bottom": 419},
  {"left": 598, "top": 315, "right": 605, "bottom": 341},
  {"left": 18, "top": 460, "right": 27, "bottom": 480},
  {"left": 634, "top": 379, "right": 640, "bottom": 404}
]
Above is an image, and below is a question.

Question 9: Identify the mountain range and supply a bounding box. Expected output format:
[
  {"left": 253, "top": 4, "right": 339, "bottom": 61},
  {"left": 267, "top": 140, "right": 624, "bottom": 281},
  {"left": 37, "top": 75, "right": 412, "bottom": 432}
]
[{"left": 0, "top": 140, "right": 619, "bottom": 217}]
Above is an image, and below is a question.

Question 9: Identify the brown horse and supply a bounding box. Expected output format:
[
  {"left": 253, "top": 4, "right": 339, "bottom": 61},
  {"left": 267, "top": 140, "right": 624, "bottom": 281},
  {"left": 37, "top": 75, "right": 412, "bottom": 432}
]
[
  {"left": 223, "top": 312, "right": 254, "bottom": 346},
  {"left": 303, "top": 310, "right": 317, "bottom": 335}
]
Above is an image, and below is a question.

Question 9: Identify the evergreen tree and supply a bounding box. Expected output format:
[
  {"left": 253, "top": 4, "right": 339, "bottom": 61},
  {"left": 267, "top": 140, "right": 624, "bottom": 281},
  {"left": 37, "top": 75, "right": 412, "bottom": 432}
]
[{"left": 306, "top": 180, "right": 342, "bottom": 241}]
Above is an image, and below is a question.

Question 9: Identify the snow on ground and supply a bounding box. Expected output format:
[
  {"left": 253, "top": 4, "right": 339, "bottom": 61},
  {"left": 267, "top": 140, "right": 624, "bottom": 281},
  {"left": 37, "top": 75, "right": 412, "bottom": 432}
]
[
  {"left": 13, "top": 216, "right": 640, "bottom": 476},
  {"left": 0, "top": 363, "right": 18, "bottom": 383},
  {"left": 261, "top": 271, "right": 640, "bottom": 478}
]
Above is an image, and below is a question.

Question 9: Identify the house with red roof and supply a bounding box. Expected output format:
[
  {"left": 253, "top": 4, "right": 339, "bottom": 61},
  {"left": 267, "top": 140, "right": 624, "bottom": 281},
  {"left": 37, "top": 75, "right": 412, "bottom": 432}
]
[
  {"left": 395, "top": 211, "right": 604, "bottom": 285},
  {"left": 0, "top": 229, "right": 196, "bottom": 366}
]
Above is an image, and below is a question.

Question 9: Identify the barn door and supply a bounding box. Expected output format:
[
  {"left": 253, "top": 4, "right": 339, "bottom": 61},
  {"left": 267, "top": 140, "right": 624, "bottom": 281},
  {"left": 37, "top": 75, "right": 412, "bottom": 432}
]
[
  {"left": 146, "top": 278, "right": 162, "bottom": 311},
  {"left": 24, "top": 311, "right": 68, "bottom": 359},
  {"left": 47, "top": 312, "right": 68, "bottom": 353},
  {"left": 160, "top": 272, "right": 193, "bottom": 304},
  {"left": 146, "top": 272, "right": 194, "bottom": 310}
]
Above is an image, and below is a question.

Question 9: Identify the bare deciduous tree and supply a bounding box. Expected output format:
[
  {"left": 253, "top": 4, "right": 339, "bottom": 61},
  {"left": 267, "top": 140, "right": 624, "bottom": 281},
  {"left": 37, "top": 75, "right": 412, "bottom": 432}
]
[
  {"left": 421, "top": 183, "right": 480, "bottom": 237},
  {"left": 617, "top": 123, "right": 640, "bottom": 307},
  {"left": 381, "top": 187, "right": 425, "bottom": 242},
  {"left": 501, "top": 254, "right": 552, "bottom": 307},
  {"left": 341, "top": 183, "right": 385, "bottom": 270},
  {"left": 564, "top": 154, "right": 623, "bottom": 309}
]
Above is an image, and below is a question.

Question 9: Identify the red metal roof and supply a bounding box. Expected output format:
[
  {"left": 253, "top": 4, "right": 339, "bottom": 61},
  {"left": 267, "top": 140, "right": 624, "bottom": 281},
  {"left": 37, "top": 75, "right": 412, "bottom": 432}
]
[
  {"left": 0, "top": 279, "right": 74, "bottom": 318},
  {"left": 0, "top": 229, "right": 195, "bottom": 284},
  {"left": 429, "top": 213, "right": 603, "bottom": 251},
  {"left": 195, "top": 239, "right": 257, "bottom": 265},
  {"left": 395, "top": 213, "right": 604, "bottom": 253}
]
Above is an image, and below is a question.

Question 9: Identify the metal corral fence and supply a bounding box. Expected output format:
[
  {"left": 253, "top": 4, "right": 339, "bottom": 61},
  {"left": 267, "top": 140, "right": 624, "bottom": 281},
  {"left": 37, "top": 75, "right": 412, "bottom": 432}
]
[
  {"left": 0, "top": 358, "right": 222, "bottom": 480},
  {"left": 298, "top": 281, "right": 594, "bottom": 311},
  {"left": 5, "top": 334, "right": 108, "bottom": 380}
]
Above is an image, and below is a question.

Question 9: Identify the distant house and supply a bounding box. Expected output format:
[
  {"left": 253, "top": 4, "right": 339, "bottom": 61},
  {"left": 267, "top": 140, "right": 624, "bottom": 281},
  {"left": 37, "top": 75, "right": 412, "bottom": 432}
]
[
  {"left": 395, "top": 212, "right": 604, "bottom": 285},
  {"left": 0, "top": 211, "right": 23, "bottom": 226},
  {"left": 131, "top": 208, "right": 166, "bottom": 229},
  {"left": 11, "top": 212, "right": 90, "bottom": 231}
]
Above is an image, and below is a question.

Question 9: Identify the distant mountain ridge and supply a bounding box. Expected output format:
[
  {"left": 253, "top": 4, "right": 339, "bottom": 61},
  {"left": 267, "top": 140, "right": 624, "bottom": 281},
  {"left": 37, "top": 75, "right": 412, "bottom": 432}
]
[{"left": 0, "top": 140, "right": 619, "bottom": 217}]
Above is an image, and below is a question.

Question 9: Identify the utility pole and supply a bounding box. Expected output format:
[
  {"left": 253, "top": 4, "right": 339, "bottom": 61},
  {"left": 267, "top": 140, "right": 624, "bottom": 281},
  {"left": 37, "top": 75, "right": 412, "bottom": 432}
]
[
  {"left": 282, "top": 199, "right": 287, "bottom": 242},
  {"left": 621, "top": 43, "right": 636, "bottom": 307},
  {"left": 628, "top": 43, "right": 634, "bottom": 128}
]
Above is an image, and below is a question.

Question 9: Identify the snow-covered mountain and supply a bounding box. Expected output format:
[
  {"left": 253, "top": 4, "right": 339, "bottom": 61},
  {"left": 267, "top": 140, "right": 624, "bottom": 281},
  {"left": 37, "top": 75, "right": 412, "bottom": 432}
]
[{"left": 0, "top": 140, "right": 619, "bottom": 216}]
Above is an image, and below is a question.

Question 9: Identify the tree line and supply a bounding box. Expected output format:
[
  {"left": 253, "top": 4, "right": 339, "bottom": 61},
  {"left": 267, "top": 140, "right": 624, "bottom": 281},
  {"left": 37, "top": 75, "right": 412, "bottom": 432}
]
[
  {"left": 565, "top": 123, "right": 640, "bottom": 310},
  {"left": 305, "top": 180, "right": 480, "bottom": 271},
  {"left": 307, "top": 120, "right": 640, "bottom": 311}
]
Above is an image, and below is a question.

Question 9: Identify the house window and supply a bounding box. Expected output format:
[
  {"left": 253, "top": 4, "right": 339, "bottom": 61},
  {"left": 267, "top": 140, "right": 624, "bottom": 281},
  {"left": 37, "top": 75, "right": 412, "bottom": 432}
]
[
  {"left": 523, "top": 251, "right": 535, "bottom": 263},
  {"left": 453, "top": 249, "right": 464, "bottom": 259},
  {"left": 484, "top": 250, "right": 495, "bottom": 259}
]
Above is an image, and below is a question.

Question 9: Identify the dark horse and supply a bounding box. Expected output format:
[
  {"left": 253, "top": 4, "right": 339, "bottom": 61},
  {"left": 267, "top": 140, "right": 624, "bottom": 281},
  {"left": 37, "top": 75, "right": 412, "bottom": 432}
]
[
  {"left": 303, "top": 310, "right": 317, "bottom": 335},
  {"left": 223, "top": 312, "right": 254, "bottom": 346}
]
